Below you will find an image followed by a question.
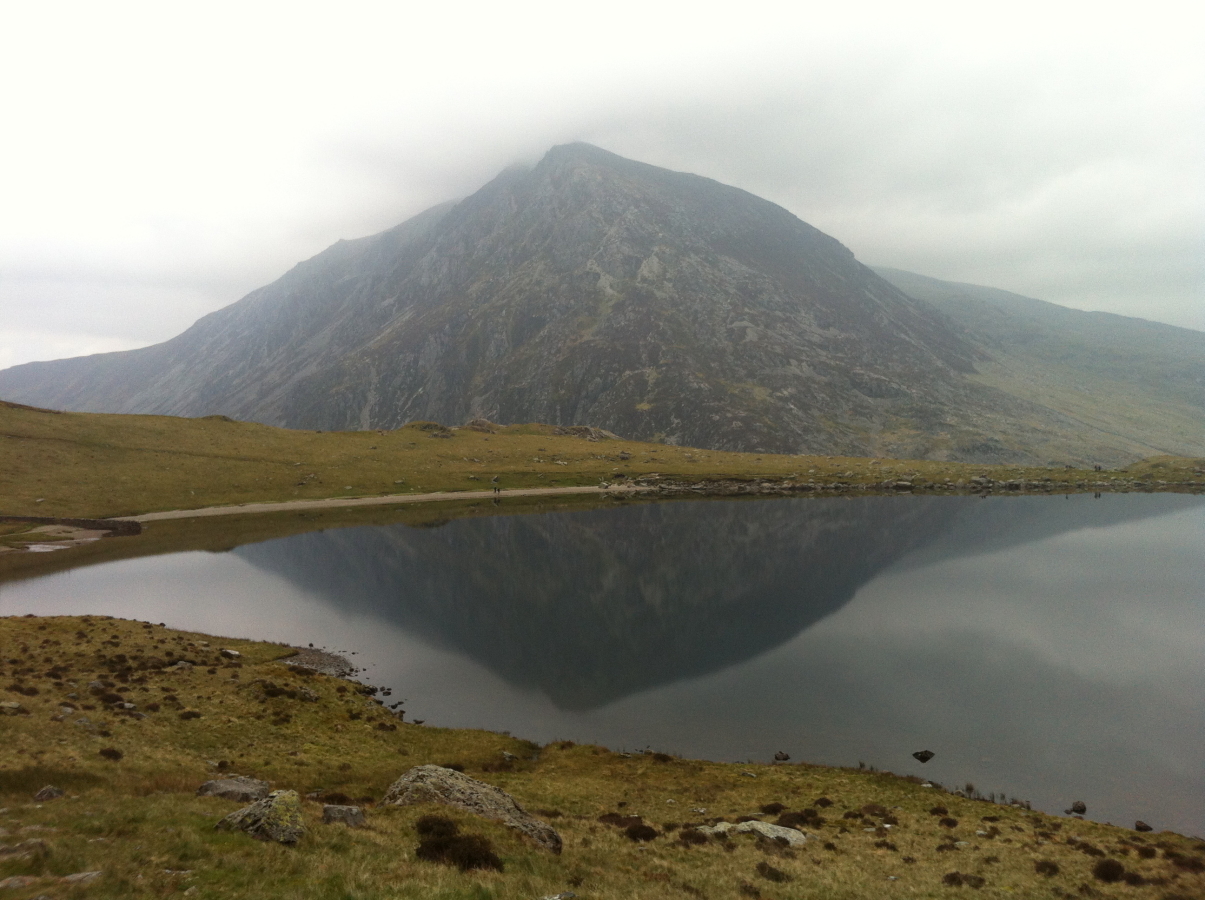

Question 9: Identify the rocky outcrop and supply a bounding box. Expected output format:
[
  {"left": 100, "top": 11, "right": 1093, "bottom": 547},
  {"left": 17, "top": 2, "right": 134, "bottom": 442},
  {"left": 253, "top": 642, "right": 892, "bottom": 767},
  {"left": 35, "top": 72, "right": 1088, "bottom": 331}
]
[
  {"left": 383, "top": 765, "right": 561, "bottom": 852},
  {"left": 215, "top": 789, "right": 305, "bottom": 844},
  {"left": 197, "top": 775, "right": 270, "bottom": 802}
]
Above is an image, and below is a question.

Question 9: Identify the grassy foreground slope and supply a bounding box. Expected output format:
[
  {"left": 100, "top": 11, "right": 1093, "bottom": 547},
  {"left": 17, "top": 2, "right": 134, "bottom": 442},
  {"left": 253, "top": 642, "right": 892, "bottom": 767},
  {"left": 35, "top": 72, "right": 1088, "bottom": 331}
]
[
  {"left": 2, "top": 401, "right": 1202, "bottom": 524},
  {"left": 3, "top": 615, "right": 1203, "bottom": 900}
]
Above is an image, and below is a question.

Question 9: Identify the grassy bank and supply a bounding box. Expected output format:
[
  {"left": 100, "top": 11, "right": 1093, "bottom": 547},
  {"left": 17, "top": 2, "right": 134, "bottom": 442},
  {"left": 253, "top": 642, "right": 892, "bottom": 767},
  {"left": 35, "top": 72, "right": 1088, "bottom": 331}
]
[
  {"left": 2, "top": 615, "right": 1203, "bottom": 899},
  {"left": 3, "top": 402, "right": 1202, "bottom": 525}
]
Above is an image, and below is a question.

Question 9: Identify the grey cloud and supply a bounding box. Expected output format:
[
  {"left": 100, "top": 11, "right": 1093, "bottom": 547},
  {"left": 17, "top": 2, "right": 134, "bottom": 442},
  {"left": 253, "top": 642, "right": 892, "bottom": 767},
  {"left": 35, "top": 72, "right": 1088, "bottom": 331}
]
[{"left": 2, "top": 21, "right": 1201, "bottom": 367}]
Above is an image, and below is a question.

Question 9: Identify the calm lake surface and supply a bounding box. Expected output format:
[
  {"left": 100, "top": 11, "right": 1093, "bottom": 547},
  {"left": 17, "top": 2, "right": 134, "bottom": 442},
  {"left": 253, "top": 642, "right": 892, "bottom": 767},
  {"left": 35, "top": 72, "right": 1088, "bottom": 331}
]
[{"left": 3, "top": 493, "right": 1203, "bottom": 835}]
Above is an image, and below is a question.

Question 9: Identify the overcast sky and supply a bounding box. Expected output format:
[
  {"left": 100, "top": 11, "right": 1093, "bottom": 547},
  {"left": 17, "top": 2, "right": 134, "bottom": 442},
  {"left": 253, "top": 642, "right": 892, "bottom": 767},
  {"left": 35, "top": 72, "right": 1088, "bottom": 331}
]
[{"left": 1, "top": 1, "right": 1201, "bottom": 371}]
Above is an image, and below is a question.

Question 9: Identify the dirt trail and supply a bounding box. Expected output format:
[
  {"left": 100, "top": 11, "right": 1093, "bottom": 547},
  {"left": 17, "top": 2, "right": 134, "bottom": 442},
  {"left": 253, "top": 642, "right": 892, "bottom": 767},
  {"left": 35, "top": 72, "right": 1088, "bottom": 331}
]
[{"left": 114, "top": 484, "right": 651, "bottom": 523}]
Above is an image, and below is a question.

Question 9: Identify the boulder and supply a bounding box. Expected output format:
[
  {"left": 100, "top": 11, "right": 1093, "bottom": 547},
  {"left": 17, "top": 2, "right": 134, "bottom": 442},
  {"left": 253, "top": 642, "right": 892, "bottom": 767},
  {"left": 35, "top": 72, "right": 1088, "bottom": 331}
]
[
  {"left": 197, "top": 775, "right": 270, "bottom": 802},
  {"left": 696, "top": 820, "right": 808, "bottom": 846},
  {"left": 33, "top": 785, "right": 64, "bottom": 802},
  {"left": 215, "top": 790, "right": 305, "bottom": 844},
  {"left": 323, "top": 805, "right": 366, "bottom": 827},
  {"left": 382, "top": 765, "right": 561, "bottom": 853},
  {"left": 0, "top": 701, "right": 28, "bottom": 716}
]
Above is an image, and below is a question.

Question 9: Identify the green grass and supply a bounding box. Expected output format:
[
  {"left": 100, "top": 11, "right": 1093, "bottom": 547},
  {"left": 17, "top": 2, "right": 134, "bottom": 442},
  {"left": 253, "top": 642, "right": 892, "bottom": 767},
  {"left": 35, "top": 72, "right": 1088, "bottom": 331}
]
[{"left": 3, "top": 615, "right": 1203, "bottom": 899}]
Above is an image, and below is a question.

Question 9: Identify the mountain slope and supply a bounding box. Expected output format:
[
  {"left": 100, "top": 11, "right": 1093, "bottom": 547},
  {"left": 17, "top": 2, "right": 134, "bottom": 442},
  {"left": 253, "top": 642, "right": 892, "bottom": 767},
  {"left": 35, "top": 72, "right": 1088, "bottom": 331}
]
[
  {"left": 874, "top": 267, "right": 1205, "bottom": 461},
  {"left": 1, "top": 143, "right": 1197, "bottom": 464}
]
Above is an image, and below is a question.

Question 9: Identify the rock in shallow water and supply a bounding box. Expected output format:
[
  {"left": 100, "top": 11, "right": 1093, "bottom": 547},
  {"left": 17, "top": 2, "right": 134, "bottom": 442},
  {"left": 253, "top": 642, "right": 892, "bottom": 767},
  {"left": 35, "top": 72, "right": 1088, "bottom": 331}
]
[
  {"left": 215, "top": 790, "right": 305, "bottom": 844},
  {"left": 383, "top": 765, "right": 561, "bottom": 852}
]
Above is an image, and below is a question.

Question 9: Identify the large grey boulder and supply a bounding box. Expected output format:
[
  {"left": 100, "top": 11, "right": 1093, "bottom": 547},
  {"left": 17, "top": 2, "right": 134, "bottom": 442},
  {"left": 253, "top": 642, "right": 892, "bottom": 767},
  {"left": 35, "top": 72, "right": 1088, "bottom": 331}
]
[
  {"left": 197, "top": 775, "right": 270, "bottom": 802},
  {"left": 215, "top": 790, "right": 305, "bottom": 844},
  {"left": 382, "top": 765, "right": 561, "bottom": 853}
]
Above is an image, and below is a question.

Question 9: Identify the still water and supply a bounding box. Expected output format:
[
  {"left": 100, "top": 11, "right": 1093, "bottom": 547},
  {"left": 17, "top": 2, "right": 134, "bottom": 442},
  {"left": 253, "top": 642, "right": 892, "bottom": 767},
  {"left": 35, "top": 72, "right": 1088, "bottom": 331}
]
[{"left": 2, "top": 494, "right": 1203, "bottom": 835}]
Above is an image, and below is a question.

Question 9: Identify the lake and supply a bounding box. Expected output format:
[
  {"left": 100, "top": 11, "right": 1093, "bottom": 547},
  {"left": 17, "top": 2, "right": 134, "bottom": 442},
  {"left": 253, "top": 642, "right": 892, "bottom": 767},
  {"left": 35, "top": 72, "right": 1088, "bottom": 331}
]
[{"left": 2, "top": 492, "right": 1203, "bottom": 836}]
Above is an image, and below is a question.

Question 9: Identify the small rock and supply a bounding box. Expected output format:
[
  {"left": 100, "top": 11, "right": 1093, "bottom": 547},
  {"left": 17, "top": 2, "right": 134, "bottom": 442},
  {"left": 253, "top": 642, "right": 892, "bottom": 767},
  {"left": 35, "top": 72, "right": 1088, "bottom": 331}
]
[
  {"left": 540, "top": 894, "right": 577, "bottom": 900},
  {"left": 773, "top": 751, "right": 790, "bottom": 762},
  {"left": 698, "top": 821, "right": 808, "bottom": 846},
  {"left": 32, "top": 786, "right": 63, "bottom": 802},
  {"left": 198, "top": 775, "right": 271, "bottom": 803},
  {"left": 323, "top": 805, "right": 366, "bottom": 827},
  {"left": 0, "top": 702, "right": 27, "bottom": 716},
  {"left": 1067, "top": 801, "right": 1087, "bottom": 815},
  {"left": 219, "top": 649, "right": 241, "bottom": 660},
  {"left": 383, "top": 765, "right": 561, "bottom": 852},
  {"left": 1134, "top": 820, "right": 1153, "bottom": 832},
  {"left": 912, "top": 750, "right": 935, "bottom": 763},
  {"left": 0, "top": 839, "right": 50, "bottom": 859},
  {"left": 215, "top": 790, "right": 305, "bottom": 844},
  {"left": 0, "top": 876, "right": 37, "bottom": 890},
  {"left": 60, "top": 871, "right": 102, "bottom": 884}
]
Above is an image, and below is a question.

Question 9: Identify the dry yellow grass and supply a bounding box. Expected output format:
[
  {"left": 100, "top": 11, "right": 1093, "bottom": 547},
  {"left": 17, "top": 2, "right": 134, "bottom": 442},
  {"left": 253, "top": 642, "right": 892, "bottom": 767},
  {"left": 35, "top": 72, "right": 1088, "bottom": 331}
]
[{"left": 2, "top": 615, "right": 1203, "bottom": 899}]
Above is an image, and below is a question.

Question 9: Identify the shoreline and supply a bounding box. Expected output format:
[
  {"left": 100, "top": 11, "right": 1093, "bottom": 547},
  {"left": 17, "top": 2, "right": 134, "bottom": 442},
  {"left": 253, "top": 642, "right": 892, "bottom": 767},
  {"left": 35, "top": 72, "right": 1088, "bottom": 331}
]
[{"left": 93, "top": 472, "right": 1205, "bottom": 525}]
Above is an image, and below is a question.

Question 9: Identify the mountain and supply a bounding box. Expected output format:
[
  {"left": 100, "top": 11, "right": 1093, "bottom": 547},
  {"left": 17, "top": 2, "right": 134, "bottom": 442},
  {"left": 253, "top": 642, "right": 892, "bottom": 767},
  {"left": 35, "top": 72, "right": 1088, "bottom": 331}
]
[
  {"left": 1, "top": 143, "right": 1202, "bottom": 464},
  {"left": 873, "top": 268, "right": 1205, "bottom": 462}
]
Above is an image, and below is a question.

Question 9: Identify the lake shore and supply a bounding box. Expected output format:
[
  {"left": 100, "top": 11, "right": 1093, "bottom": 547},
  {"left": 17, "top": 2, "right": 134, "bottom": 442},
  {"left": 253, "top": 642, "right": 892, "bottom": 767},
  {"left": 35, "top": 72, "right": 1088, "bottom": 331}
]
[
  {"left": 3, "top": 401, "right": 1203, "bottom": 530},
  {"left": 3, "top": 613, "right": 1202, "bottom": 899}
]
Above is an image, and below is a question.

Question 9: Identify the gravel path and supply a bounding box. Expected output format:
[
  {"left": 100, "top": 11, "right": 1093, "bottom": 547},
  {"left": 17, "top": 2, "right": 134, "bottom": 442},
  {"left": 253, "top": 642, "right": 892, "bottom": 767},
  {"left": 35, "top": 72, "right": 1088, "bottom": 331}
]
[{"left": 114, "top": 483, "right": 650, "bottom": 523}]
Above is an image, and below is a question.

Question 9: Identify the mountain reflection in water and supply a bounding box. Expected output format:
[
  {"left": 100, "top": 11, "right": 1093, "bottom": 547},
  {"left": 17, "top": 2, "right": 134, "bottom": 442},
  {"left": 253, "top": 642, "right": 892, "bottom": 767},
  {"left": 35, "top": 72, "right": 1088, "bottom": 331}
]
[{"left": 235, "top": 494, "right": 1200, "bottom": 710}]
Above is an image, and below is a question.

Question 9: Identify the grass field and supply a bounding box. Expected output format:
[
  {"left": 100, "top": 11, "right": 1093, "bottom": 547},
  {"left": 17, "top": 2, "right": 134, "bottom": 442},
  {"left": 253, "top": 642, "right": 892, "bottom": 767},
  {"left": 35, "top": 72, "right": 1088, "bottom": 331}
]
[
  {"left": 3, "top": 615, "right": 1203, "bottom": 899},
  {"left": 3, "top": 401, "right": 1202, "bottom": 525}
]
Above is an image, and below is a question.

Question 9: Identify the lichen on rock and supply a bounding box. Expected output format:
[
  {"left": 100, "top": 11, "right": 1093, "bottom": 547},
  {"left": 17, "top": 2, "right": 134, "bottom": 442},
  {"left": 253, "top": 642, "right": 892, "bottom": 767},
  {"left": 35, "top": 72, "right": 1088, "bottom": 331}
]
[{"left": 215, "top": 789, "right": 305, "bottom": 844}]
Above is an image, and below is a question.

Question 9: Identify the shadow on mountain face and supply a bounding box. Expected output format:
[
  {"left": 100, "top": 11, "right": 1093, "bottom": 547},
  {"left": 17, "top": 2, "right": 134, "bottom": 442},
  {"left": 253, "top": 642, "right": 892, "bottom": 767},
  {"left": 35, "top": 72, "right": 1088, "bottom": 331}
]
[{"left": 235, "top": 494, "right": 1203, "bottom": 710}]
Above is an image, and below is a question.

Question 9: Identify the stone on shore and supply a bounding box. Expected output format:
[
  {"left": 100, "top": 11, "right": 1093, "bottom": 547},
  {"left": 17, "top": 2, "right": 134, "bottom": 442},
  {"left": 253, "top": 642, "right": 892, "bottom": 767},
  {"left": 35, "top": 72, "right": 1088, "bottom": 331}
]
[
  {"left": 197, "top": 775, "right": 271, "bottom": 802},
  {"left": 382, "top": 765, "right": 562, "bottom": 853},
  {"left": 215, "top": 790, "right": 305, "bottom": 844}
]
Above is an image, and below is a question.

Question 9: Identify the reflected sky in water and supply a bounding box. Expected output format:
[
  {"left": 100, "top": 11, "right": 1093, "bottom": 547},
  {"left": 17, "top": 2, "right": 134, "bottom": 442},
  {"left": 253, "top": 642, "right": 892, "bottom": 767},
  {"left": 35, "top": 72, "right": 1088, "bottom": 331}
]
[{"left": 2, "top": 493, "right": 1203, "bottom": 835}]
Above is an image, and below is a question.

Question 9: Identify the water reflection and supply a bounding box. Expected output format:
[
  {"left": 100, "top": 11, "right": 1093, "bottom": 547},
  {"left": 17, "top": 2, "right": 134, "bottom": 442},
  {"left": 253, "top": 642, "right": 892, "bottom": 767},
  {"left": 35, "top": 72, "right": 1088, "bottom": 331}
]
[
  {"left": 234, "top": 494, "right": 1201, "bottom": 709},
  {"left": 2, "top": 493, "right": 1202, "bottom": 835}
]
